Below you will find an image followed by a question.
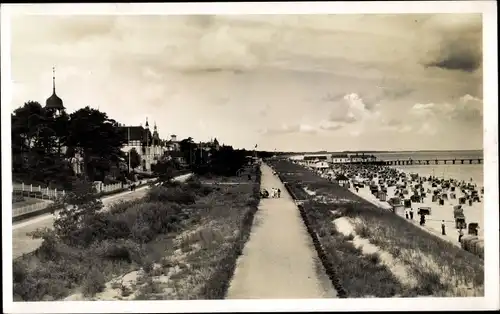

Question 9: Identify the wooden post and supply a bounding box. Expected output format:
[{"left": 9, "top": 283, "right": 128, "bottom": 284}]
[
  {"left": 30, "top": 184, "right": 33, "bottom": 192},
  {"left": 22, "top": 182, "right": 25, "bottom": 191}
]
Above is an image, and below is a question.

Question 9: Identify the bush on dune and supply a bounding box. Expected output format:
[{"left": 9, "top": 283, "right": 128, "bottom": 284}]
[{"left": 146, "top": 186, "right": 196, "bottom": 205}]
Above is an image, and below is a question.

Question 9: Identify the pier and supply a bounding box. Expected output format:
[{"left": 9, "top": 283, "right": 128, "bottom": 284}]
[
  {"left": 322, "top": 159, "right": 483, "bottom": 166},
  {"left": 383, "top": 159, "right": 483, "bottom": 166}
]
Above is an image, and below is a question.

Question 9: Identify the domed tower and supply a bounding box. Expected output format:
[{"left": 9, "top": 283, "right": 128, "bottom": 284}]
[
  {"left": 153, "top": 121, "right": 160, "bottom": 157},
  {"left": 45, "top": 67, "right": 65, "bottom": 116}
]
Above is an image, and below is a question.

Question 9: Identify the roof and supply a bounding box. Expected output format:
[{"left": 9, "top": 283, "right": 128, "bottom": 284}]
[
  {"left": 46, "top": 93, "right": 64, "bottom": 110},
  {"left": 304, "top": 155, "right": 328, "bottom": 160},
  {"left": 331, "top": 154, "right": 348, "bottom": 158},
  {"left": 118, "top": 126, "right": 152, "bottom": 142}
]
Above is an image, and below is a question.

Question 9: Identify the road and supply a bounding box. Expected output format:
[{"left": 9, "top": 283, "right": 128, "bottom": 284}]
[
  {"left": 12, "top": 174, "right": 192, "bottom": 259},
  {"left": 226, "top": 164, "right": 336, "bottom": 299}
]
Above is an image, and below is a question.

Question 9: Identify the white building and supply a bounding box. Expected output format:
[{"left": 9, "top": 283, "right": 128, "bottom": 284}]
[
  {"left": 302, "top": 154, "right": 330, "bottom": 165},
  {"left": 312, "top": 161, "right": 330, "bottom": 169},
  {"left": 330, "top": 153, "right": 350, "bottom": 163},
  {"left": 118, "top": 118, "right": 166, "bottom": 172},
  {"left": 348, "top": 153, "right": 377, "bottom": 163}
]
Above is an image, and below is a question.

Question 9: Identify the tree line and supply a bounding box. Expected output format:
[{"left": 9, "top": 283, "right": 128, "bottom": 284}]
[{"left": 12, "top": 101, "right": 262, "bottom": 190}]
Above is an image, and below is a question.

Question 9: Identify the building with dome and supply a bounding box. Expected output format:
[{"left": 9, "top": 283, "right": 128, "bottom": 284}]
[{"left": 45, "top": 67, "right": 65, "bottom": 116}]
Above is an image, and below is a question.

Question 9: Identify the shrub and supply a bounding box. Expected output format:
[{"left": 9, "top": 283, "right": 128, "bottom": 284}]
[
  {"left": 82, "top": 268, "right": 106, "bottom": 297},
  {"left": 91, "top": 239, "right": 145, "bottom": 264},
  {"left": 146, "top": 186, "right": 196, "bottom": 205},
  {"left": 113, "top": 201, "right": 187, "bottom": 243}
]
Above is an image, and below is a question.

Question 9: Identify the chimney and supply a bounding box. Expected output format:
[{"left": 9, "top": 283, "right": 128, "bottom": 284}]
[{"left": 171, "top": 134, "right": 177, "bottom": 142}]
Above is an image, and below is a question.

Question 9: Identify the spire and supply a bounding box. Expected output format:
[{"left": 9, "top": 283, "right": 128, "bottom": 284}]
[
  {"left": 145, "top": 117, "right": 149, "bottom": 128},
  {"left": 154, "top": 121, "right": 157, "bottom": 131},
  {"left": 45, "top": 66, "right": 64, "bottom": 111},
  {"left": 52, "top": 67, "right": 56, "bottom": 93}
]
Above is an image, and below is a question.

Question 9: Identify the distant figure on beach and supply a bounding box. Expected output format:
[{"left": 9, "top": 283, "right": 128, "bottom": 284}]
[
  {"left": 441, "top": 220, "right": 446, "bottom": 235},
  {"left": 356, "top": 187, "right": 359, "bottom": 193},
  {"left": 409, "top": 208, "right": 414, "bottom": 220},
  {"left": 419, "top": 214, "right": 425, "bottom": 226},
  {"left": 405, "top": 210, "right": 409, "bottom": 219},
  {"left": 277, "top": 188, "right": 281, "bottom": 198},
  {"left": 458, "top": 228, "right": 464, "bottom": 243}
]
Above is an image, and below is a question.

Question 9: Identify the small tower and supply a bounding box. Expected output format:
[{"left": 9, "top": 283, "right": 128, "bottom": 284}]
[
  {"left": 45, "top": 67, "right": 65, "bottom": 116},
  {"left": 153, "top": 121, "right": 159, "bottom": 140},
  {"left": 152, "top": 121, "right": 160, "bottom": 156}
]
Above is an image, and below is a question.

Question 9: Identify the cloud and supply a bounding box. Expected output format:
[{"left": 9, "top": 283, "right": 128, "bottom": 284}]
[
  {"left": 380, "top": 117, "right": 413, "bottom": 133},
  {"left": 411, "top": 95, "right": 483, "bottom": 124},
  {"left": 417, "top": 122, "right": 437, "bottom": 135},
  {"left": 258, "top": 104, "right": 271, "bottom": 117},
  {"left": 422, "top": 14, "right": 482, "bottom": 73},
  {"left": 261, "top": 123, "right": 318, "bottom": 135},
  {"left": 325, "top": 93, "right": 381, "bottom": 125}
]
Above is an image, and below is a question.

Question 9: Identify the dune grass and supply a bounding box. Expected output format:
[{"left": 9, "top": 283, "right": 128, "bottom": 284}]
[
  {"left": 13, "top": 169, "right": 261, "bottom": 301},
  {"left": 270, "top": 160, "right": 484, "bottom": 297}
]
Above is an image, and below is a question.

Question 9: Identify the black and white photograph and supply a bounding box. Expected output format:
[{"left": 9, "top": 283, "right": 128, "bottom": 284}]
[{"left": 2, "top": 2, "right": 498, "bottom": 313}]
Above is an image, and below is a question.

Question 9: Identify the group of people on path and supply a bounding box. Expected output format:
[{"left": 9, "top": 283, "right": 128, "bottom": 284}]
[{"left": 260, "top": 187, "right": 281, "bottom": 199}]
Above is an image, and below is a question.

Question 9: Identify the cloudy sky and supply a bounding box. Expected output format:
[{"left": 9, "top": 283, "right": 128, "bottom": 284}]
[{"left": 10, "top": 13, "right": 483, "bottom": 152}]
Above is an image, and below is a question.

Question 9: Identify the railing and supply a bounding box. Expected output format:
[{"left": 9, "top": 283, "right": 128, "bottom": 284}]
[
  {"left": 12, "top": 183, "right": 65, "bottom": 200},
  {"left": 13, "top": 201, "right": 53, "bottom": 218},
  {"left": 12, "top": 178, "right": 159, "bottom": 219}
]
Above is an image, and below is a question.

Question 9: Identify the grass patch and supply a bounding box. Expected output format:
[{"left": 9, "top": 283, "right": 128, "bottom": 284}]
[
  {"left": 270, "top": 160, "right": 484, "bottom": 297},
  {"left": 12, "top": 197, "right": 44, "bottom": 208}
]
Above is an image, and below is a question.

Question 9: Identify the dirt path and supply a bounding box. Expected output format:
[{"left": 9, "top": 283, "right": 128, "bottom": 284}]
[{"left": 226, "top": 163, "right": 337, "bottom": 299}]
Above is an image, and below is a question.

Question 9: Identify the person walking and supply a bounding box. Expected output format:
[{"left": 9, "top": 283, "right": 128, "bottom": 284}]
[
  {"left": 409, "top": 208, "right": 414, "bottom": 220},
  {"left": 405, "top": 210, "right": 409, "bottom": 219},
  {"left": 277, "top": 188, "right": 281, "bottom": 198},
  {"left": 441, "top": 220, "right": 446, "bottom": 235},
  {"left": 419, "top": 214, "right": 426, "bottom": 226},
  {"left": 458, "top": 228, "right": 464, "bottom": 243}
]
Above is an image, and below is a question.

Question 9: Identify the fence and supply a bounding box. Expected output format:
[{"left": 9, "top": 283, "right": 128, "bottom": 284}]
[
  {"left": 13, "top": 201, "right": 53, "bottom": 218},
  {"left": 12, "top": 178, "right": 159, "bottom": 219},
  {"left": 12, "top": 183, "right": 65, "bottom": 200}
]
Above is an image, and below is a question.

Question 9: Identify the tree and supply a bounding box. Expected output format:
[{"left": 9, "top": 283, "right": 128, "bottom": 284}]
[
  {"left": 129, "top": 148, "right": 141, "bottom": 170},
  {"left": 11, "top": 101, "right": 69, "bottom": 185},
  {"left": 66, "top": 107, "right": 127, "bottom": 181},
  {"left": 151, "top": 158, "right": 179, "bottom": 186},
  {"left": 52, "top": 178, "right": 104, "bottom": 247},
  {"left": 179, "top": 137, "right": 197, "bottom": 166}
]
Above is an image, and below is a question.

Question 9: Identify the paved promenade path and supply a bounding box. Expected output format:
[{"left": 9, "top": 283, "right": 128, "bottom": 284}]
[
  {"left": 226, "top": 163, "right": 336, "bottom": 299},
  {"left": 12, "top": 174, "right": 192, "bottom": 259}
]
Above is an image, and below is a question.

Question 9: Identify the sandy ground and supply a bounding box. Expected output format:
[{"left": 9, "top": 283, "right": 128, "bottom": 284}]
[
  {"left": 226, "top": 164, "right": 336, "bottom": 299},
  {"left": 352, "top": 178, "right": 483, "bottom": 246},
  {"left": 11, "top": 174, "right": 192, "bottom": 259}
]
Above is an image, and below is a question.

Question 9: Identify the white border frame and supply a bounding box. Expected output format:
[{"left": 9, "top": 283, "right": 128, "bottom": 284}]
[{"left": 2, "top": 2, "right": 498, "bottom": 313}]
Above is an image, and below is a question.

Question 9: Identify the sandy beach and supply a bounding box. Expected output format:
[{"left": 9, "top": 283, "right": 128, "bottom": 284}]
[{"left": 349, "top": 170, "right": 484, "bottom": 245}]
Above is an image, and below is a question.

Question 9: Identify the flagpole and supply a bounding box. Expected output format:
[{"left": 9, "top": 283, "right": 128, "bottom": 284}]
[{"left": 128, "top": 126, "right": 131, "bottom": 172}]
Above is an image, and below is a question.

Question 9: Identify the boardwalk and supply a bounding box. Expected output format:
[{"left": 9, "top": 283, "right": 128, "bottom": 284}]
[{"left": 226, "top": 163, "right": 336, "bottom": 299}]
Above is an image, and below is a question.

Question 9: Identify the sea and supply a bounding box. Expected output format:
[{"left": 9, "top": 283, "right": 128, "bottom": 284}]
[{"left": 372, "top": 150, "right": 484, "bottom": 186}]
